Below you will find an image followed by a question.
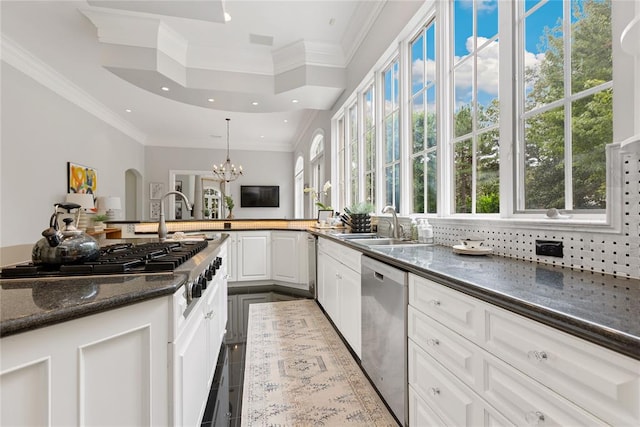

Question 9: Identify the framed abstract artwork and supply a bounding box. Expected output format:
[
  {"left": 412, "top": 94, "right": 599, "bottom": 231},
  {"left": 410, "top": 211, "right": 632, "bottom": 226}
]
[{"left": 67, "top": 162, "right": 97, "bottom": 194}]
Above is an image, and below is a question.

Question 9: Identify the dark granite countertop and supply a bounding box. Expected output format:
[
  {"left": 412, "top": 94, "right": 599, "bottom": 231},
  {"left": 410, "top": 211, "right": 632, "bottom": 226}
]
[
  {"left": 0, "top": 237, "right": 228, "bottom": 337},
  {"left": 313, "top": 232, "right": 640, "bottom": 361}
]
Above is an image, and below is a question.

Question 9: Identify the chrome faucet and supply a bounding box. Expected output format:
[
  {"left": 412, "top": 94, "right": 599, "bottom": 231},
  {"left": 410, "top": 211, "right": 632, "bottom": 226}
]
[
  {"left": 382, "top": 205, "right": 400, "bottom": 239},
  {"left": 158, "top": 191, "right": 192, "bottom": 241}
]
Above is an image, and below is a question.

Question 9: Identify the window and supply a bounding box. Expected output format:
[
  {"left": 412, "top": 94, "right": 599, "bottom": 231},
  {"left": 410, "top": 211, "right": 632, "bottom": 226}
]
[
  {"left": 363, "top": 83, "right": 376, "bottom": 206},
  {"left": 410, "top": 19, "right": 438, "bottom": 214},
  {"left": 310, "top": 133, "right": 325, "bottom": 216},
  {"left": 336, "top": 115, "right": 346, "bottom": 211},
  {"left": 517, "top": 0, "right": 612, "bottom": 212},
  {"left": 347, "top": 104, "right": 359, "bottom": 206},
  {"left": 294, "top": 156, "right": 304, "bottom": 218},
  {"left": 451, "top": 0, "right": 500, "bottom": 214},
  {"left": 332, "top": 0, "right": 618, "bottom": 222},
  {"left": 383, "top": 58, "right": 401, "bottom": 211}
]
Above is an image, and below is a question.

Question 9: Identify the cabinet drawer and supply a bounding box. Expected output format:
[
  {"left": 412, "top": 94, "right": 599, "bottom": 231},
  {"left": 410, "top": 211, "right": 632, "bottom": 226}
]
[
  {"left": 409, "top": 274, "right": 483, "bottom": 343},
  {"left": 483, "top": 353, "right": 607, "bottom": 426},
  {"left": 485, "top": 306, "right": 640, "bottom": 426},
  {"left": 408, "top": 306, "right": 481, "bottom": 389},
  {"left": 318, "top": 238, "right": 361, "bottom": 272},
  {"left": 408, "top": 341, "right": 513, "bottom": 427},
  {"left": 409, "top": 386, "right": 446, "bottom": 427}
]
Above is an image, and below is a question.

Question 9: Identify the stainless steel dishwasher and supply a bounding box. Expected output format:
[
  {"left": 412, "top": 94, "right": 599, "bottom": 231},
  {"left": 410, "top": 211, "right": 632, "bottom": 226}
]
[{"left": 361, "top": 256, "right": 408, "bottom": 426}]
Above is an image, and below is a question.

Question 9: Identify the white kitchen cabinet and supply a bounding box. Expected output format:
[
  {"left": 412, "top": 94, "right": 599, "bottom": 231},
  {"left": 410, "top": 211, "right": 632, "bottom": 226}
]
[
  {"left": 271, "top": 230, "right": 309, "bottom": 285},
  {"left": 227, "top": 230, "right": 309, "bottom": 287},
  {"left": 318, "top": 249, "right": 339, "bottom": 321},
  {"left": 316, "top": 237, "right": 361, "bottom": 357},
  {"left": 226, "top": 231, "right": 271, "bottom": 282},
  {"left": 172, "top": 244, "right": 228, "bottom": 427},
  {"left": 409, "top": 386, "right": 447, "bottom": 427},
  {"left": 1, "top": 297, "right": 170, "bottom": 427},
  {"left": 173, "top": 300, "right": 210, "bottom": 427},
  {"left": 408, "top": 273, "right": 640, "bottom": 427},
  {"left": 409, "top": 340, "right": 515, "bottom": 427}
]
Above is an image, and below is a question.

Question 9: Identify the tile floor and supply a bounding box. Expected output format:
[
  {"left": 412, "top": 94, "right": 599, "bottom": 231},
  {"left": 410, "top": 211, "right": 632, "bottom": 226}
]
[{"left": 201, "top": 341, "right": 246, "bottom": 427}]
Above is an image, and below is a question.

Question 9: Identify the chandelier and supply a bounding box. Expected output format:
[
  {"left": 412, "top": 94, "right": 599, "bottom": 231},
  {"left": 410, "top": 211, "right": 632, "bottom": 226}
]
[{"left": 212, "top": 118, "right": 243, "bottom": 182}]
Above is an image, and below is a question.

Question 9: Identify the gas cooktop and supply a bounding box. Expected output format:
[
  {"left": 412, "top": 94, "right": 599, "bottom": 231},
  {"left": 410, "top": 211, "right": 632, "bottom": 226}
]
[{"left": 0, "top": 241, "right": 209, "bottom": 279}]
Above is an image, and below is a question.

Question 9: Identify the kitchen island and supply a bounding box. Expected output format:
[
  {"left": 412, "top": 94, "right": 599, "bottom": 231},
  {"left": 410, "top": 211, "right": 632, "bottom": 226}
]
[{"left": 0, "top": 236, "right": 229, "bottom": 426}]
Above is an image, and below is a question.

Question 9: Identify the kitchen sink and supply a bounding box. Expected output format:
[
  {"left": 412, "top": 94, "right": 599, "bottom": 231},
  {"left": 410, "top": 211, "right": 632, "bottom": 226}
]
[
  {"left": 331, "top": 232, "right": 378, "bottom": 239},
  {"left": 349, "top": 237, "right": 422, "bottom": 246}
]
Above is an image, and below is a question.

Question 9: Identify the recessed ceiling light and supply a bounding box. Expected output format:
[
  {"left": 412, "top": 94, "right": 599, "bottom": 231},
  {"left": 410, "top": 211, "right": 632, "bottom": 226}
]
[
  {"left": 125, "top": 109, "right": 132, "bottom": 113},
  {"left": 208, "top": 98, "right": 215, "bottom": 103},
  {"left": 284, "top": 119, "right": 288, "bottom": 123},
  {"left": 252, "top": 101, "right": 259, "bottom": 106},
  {"left": 224, "top": 12, "right": 231, "bottom": 22},
  {"left": 161, "top": 86, "right": 170, "bottom": 91},
  {"left": 260, "top": 135, "right": 265, "bottom": 138},
  {"left": 292, "top": 99, "right": 299, "bottom": 103}
]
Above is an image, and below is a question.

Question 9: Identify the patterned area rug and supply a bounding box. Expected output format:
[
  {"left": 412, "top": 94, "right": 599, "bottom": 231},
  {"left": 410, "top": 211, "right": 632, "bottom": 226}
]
[{"left": 241, "top": 299, "right": 399, "bottom": 426}]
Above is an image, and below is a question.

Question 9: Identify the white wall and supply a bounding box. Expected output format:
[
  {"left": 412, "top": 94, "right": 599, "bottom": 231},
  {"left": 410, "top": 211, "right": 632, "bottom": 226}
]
[
  {"left": 0, "top": 63, "right": 145, "bottom": 248},
  {"left": 144, "top": 146, "right": 294, "bottom": 219}
]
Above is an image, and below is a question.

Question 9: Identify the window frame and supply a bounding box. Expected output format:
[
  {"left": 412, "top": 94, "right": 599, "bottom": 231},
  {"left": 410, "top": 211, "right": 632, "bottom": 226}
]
[{"left": 330, "top": 0, "right": 628, "bottom": 232}]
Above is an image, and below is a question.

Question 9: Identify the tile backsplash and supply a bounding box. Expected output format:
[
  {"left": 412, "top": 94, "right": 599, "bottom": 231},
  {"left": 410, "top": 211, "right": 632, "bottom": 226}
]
[{"left": 377, "top": 149, "right": 640, "bottom": 280}]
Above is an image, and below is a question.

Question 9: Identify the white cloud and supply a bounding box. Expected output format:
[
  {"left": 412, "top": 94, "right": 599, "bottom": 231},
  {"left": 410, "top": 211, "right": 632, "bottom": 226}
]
[
  {"left": 453, "top": 36, "right": 543, "bottom": 107},
  {"left": 411, "top": 58, "right": 436, "bottom": 87},
  {"left": 477, "top": 0, "right": 498, "bottom": 14}
]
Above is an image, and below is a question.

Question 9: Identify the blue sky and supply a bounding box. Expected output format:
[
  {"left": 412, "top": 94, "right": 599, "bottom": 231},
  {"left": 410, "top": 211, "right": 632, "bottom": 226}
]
[
  {"left": 453, "top": 0, "right": 565, "bottom": 57},
  {"left": 407, "top": 1, "right": 600, "bottom": 111}
]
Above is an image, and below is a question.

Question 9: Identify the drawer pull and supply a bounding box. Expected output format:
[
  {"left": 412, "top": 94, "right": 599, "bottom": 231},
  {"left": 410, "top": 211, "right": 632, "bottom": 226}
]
[
  {"left": 527, "top": 350, "right": 549, "bottom": 362},
  {"left": 427, "top": 338, "right": 440, "bottom": 346},
  {"left": 205, "top": 310, "right": 215, "bottom": 319},
  {"left": 429, "top": 387, "right": 440, "bottom": 396},
  {"left": 430, "top": 299, "right": 441, "bottom": 306},
  {"left": 525, "top": 411, "right": 545, "bottom": 425}
]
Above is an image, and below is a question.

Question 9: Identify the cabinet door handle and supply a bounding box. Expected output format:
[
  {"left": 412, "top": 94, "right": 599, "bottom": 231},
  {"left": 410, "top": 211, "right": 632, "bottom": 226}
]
[
  {"left": 525, "top": 411, "right": 545, "bottom": 425},
  {"left": 430, "top": 299, "right": 441, "bottom": 306},
  {"left": 429, "top": 387, "right": 440, "bottom": 396},
  {"left": 527, "top": 350, "right": 549, "bottom": 362},
  {"left": 205, "top": 310, "right": 215, "bottom": 319},
  {"left": 427, "top": 338, "right": 440, "bottom": 346}
]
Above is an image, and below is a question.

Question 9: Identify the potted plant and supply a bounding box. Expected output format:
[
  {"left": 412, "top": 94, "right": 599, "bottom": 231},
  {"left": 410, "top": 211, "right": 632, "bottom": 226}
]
[
  {"left": 224, "top": 196, "right": 235, "bottom": 219},
  {"left": 90, "top": 214, "right": 109, "bottom": 231}
]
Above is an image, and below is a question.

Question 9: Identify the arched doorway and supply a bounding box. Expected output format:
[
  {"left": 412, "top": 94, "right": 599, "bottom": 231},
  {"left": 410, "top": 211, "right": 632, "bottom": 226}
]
[{"left": 125, "top": 168, "right": 142, "bottom": 220}]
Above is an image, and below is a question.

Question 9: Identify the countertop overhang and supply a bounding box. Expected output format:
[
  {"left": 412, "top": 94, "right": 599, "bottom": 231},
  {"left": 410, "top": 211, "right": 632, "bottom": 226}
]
[{"left": 0, "top": 236, "right": 229, "bottom": 337}]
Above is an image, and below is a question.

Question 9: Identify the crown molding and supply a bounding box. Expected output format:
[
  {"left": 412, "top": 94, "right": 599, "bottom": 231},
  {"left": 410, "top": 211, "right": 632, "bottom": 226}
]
[
  {"left": 341, "top": 0, "right": 387, "bottom": 65},
  {"left": 273, "top": 40, "right": 345, "bottom": 75},
  {"left": 1, "top": 34, "right": 147, "bottom": 144}
]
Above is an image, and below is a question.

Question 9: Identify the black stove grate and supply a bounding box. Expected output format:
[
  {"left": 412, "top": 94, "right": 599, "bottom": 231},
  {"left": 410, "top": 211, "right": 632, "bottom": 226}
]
[{"left": 0, "top": 241, "right": 209, "bottom": 279}]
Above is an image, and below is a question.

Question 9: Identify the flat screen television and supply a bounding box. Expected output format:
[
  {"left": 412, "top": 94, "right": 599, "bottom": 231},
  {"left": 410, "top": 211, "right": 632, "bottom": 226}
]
[{"left": 240, "top": 185, "right": 280, "bottom": 208}]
